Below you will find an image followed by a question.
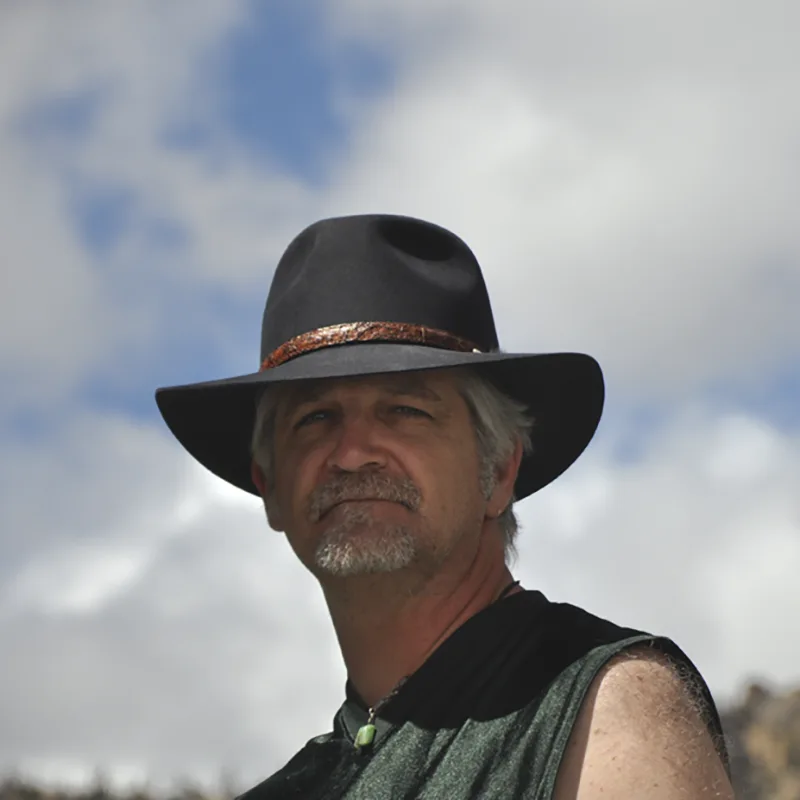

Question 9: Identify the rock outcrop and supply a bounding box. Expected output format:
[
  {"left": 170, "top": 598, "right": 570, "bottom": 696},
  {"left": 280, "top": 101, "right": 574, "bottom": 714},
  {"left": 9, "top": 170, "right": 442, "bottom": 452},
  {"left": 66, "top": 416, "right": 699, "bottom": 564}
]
[{"left": 722, "top": 682, "right": 800, "bottom": 799}]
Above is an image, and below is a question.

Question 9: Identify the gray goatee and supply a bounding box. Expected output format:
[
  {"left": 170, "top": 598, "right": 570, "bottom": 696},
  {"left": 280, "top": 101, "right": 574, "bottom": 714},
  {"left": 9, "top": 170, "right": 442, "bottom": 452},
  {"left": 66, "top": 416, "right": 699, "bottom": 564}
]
[{"left": 308, "top": 473, "right": 422, "bottom": 577}]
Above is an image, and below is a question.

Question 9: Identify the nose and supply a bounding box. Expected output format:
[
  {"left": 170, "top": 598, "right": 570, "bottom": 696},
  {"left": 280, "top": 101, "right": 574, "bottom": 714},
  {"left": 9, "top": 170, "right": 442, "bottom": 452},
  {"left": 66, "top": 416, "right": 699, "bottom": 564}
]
[{"left": 325, "top": 412, "right": 387, "bottom": 474}]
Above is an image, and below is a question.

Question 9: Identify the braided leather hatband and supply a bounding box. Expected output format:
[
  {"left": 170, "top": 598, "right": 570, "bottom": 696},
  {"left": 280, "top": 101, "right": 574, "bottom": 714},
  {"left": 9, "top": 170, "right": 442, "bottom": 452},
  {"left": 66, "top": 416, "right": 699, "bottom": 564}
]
[{"left": 259, "top": 321, "right": 482, "bottom": 372}]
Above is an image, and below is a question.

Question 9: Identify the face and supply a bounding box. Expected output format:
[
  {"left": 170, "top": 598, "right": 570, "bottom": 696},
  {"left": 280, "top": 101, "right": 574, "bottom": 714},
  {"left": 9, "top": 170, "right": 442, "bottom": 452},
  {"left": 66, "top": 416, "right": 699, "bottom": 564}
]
[{"left": 256, "top": 370, "right": 497, "bottom": 580}]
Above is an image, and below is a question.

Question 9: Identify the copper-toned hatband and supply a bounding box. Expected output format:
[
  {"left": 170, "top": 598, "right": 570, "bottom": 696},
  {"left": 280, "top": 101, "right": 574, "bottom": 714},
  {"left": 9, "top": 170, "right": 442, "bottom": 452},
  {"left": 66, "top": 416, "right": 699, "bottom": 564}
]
[{"left": 259, "top": 321, "right": 482, "bottom": 372}]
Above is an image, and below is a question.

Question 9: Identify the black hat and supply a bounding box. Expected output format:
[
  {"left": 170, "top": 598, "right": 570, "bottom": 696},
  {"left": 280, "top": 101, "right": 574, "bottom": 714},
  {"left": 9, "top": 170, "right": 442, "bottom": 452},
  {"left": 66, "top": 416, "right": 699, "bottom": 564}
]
[{"left": 155, "top": 214, "right": 604, "bottom": 501}]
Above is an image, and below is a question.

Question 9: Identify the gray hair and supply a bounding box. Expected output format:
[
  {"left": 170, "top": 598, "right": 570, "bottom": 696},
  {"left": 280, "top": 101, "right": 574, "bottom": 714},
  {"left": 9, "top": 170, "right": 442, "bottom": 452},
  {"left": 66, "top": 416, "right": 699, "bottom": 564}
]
[
  {"left": 455, "top": 370, "right": 534, "bottom": 563},
  {"left": 250, "top": 368, "right": 534, "bottom": 564}
]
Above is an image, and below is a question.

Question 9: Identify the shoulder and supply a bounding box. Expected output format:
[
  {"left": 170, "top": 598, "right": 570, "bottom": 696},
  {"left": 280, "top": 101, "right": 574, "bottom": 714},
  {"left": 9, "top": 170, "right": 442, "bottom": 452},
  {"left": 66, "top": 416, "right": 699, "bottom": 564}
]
[
  {"left": 235, "top": 732, "right": 338, "bottom": 800},
  {"left": 552, "top": 645, "right": 735, "bottom": 799}
]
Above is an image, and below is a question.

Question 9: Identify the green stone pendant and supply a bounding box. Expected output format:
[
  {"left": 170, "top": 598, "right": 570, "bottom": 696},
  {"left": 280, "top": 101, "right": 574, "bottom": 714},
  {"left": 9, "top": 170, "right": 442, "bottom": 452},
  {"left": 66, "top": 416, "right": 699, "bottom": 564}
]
[{"left": 354, "top": 723, "right": 377, "bottom": 749}]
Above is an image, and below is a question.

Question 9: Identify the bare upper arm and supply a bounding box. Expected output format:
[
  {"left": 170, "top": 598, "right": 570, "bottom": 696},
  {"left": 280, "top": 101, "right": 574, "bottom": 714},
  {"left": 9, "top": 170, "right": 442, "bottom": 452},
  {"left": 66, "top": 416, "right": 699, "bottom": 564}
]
[{"left": 552, "top": 646, "right": 735, "bottom": 799}]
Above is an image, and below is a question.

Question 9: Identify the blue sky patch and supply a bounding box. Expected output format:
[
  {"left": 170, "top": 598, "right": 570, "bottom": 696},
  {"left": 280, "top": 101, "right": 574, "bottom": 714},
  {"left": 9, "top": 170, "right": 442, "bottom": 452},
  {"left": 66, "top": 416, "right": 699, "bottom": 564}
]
[
  {"left": 16, "top": 84, "right": 108, "bottom": 146},
  {"left": 78, "top": 283, "right": 265, "bottom": 424},
  {"left": 211, "top": 0, "right": 392, "bottom": 183},
  {"left": 70, "top": 182, "right": 137, "bottom": 253},
  {"left": 708, "top": 361, "right": 800, "bottom": 432}
]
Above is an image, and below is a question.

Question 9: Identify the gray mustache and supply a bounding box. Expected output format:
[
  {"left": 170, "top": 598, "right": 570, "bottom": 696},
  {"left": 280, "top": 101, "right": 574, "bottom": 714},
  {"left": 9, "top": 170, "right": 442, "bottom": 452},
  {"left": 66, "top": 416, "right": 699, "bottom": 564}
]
[{"left": 308, "top": 473, "right": 422, "bottom": 522}]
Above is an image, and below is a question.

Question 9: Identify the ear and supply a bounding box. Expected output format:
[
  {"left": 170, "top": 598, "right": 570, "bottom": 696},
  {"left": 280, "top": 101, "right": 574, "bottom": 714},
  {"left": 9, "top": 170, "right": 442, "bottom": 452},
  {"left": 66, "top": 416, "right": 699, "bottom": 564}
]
[
  {"left": 250, "top": 460, "right": 267, "bottom": 495},
  {"left": 486, "top": 438, "right": 524, "bottom": 519},
  {"left": 251, "top": 460, "right": 285, "bottom": 531}
]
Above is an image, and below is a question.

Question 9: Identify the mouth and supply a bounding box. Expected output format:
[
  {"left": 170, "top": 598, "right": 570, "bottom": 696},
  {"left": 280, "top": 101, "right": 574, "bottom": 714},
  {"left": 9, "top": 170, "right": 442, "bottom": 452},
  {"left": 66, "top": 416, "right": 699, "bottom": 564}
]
[{"left": 319, "top": 498, "right": 409, "bottom": 520}]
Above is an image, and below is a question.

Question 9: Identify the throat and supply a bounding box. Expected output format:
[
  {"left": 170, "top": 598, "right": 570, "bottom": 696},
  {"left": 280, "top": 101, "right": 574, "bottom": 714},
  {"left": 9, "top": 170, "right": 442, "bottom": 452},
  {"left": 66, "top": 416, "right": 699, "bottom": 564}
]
[{"left": 334, "top": 573, "right": 522, "bottom": 710}]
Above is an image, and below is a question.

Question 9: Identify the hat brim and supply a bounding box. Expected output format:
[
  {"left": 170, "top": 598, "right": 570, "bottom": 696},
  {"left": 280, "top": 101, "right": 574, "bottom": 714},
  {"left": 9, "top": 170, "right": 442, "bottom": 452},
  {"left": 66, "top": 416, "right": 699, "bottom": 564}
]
[{"left": 155, "top": 343, "right": 604, "bottom": 502}]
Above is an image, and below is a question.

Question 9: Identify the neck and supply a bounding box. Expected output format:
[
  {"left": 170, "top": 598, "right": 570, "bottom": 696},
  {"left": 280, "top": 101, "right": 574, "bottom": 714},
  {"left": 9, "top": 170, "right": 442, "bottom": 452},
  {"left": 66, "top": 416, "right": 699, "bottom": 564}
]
[{"left": 321, "top": 525, "right": 522, "bottom": 709}]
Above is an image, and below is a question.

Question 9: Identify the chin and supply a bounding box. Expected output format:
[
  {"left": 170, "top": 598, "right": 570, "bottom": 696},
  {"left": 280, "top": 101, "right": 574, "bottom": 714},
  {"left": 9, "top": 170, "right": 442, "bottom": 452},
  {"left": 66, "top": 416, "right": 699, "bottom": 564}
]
[{"left": 313, "top": 520, "right": 419, "bottom": 577}]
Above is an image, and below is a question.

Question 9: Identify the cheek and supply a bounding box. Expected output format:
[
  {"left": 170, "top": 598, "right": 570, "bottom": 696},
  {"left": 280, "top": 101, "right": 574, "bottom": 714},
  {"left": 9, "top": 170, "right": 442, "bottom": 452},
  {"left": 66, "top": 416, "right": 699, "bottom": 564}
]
[
  {"left": 275, "top": 449, "right": 324, "bottom": 518},
  {"left": 421, "top": 443, "right": 482, "bottom": 514},
  {"left": 268, "top": 448, "right": 296, "bottom": 518}
]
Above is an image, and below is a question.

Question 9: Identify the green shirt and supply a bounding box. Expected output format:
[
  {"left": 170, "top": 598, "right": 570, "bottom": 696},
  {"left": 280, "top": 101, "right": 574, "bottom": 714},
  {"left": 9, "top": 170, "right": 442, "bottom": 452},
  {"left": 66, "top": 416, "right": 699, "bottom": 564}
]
[{"left": 241, "top": 590, "right": 730, "bottom": 799}]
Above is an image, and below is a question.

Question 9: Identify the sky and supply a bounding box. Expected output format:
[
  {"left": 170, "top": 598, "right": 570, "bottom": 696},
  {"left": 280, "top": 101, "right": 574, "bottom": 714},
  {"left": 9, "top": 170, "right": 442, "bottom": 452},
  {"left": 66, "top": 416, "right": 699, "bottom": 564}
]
[{"left": 1, "top": 0, "right": 799, "bottom": 792}]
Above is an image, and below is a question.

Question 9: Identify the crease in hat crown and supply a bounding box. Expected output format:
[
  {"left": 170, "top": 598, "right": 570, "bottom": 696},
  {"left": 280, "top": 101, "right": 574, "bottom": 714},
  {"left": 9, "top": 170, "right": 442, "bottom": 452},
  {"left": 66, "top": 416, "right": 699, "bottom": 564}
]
[{"left": 258, "top": 214, "right": 501, "bottom": 367}]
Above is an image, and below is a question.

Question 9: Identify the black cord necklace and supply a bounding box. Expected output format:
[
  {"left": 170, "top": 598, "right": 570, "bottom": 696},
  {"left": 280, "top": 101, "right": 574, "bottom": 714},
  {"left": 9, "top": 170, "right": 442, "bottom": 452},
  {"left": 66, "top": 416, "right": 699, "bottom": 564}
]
[
  {"left": 495, "top": 578, "right": 521, "bottom": 603},
  {"left": 353, "top": 578, "right": 523, "bottom": 750}
]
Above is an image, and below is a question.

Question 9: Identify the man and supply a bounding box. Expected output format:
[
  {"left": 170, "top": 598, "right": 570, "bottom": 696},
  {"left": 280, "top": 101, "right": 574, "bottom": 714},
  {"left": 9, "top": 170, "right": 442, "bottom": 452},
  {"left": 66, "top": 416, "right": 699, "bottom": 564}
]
[{"left": 156, "top": 214, "right": 734, "bottom": 798}]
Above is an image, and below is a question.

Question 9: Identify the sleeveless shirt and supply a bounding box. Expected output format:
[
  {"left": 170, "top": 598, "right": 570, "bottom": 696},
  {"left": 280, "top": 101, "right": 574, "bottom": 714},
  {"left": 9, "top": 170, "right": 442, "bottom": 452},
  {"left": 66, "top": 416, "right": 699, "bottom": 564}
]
[{"left": 239, "top": 590, "right": 731, "bottom": 799}]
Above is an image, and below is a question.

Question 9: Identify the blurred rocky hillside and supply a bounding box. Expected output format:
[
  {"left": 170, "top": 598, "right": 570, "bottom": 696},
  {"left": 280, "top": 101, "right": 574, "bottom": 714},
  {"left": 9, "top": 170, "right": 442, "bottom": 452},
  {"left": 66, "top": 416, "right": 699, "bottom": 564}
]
[
  {"left": 722, "top": 682, "right": 800, "bottom": 799},
  {"left": 1, "top": 682, "right": 798, "bottom": 799}
]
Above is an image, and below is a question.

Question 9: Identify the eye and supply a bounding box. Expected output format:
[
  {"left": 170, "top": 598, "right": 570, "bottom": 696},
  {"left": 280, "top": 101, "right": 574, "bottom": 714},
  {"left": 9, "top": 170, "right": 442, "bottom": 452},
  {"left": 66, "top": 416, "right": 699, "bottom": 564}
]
[
  {"left": 392, "top": 405, "right": 431, "bottom": 418},
  {"left": 294, "top": 409, "right": 331, "bottom": 429}
]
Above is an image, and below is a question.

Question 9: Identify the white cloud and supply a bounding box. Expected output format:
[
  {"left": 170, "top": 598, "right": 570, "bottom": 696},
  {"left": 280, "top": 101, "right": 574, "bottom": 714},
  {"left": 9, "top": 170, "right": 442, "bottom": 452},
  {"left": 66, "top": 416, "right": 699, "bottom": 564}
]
[
  {"left": 326, "top": 0, "right": 800, "bottom": 398},
  {"left": 0, "top": 5, "right": 340, "bottom": 781},
  {"left": 6, "top": 545, "right": 152, "bottom": 616},
  {"left": 0, "top": 0, "right": 312, "bottom": 411},
  {"left": 0, "top": 412, "right": 344, "bottom": 789},
  {"left": 0, "top": 140, "right": 110, "bottom": 410},
  {"left": 5, "top": 0, "right": 798, "bottom": 402},
  {"left": 515, "top": 406, "right": 800, "bottom": 704}
]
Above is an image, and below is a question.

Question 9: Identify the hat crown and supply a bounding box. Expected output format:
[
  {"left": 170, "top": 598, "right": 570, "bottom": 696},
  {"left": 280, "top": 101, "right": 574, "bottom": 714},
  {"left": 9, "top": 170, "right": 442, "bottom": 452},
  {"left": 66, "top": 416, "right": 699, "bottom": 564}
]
[{"left": 261, "top": 215, "right": 500, "bottom": 361}]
